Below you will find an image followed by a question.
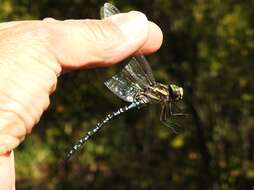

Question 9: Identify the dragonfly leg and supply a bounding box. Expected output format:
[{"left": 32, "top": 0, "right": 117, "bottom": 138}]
[
  {"left": 160, "top": 104, "right": 166, "bottom": 122},
  {"left": 169, "top": 102, "right": 189, "bottom": 116},
  {"left": 161, "top": 120, "right": 179, "bottom": 134},
  {"left": 165, "top": 102, "right": 170, "bottom": 120},
  {"left": 135, "top": 93, "right": 150, "bottom": 105},
  {"left": 159, "top": 103, "right": 182, "bottom": 133}
]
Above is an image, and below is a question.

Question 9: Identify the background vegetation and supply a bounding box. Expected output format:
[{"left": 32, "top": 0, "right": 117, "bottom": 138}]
[{"left": 1, "top": 0, "right": 254, "bottom": 189}]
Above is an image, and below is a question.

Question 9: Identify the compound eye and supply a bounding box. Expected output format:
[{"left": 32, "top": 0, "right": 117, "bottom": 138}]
[{"left": 179, "top": 87, "right": 183, "bottom": 99}]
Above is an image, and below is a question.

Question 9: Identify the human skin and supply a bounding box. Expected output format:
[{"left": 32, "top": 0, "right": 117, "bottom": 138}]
[{"left": 0, "top": 11, "right": 163, "bottom": 190}]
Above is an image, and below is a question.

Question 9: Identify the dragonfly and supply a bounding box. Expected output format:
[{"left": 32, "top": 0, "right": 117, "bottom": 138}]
[{"left": 66, "top": 3, "right": 184, "bottom": 160}]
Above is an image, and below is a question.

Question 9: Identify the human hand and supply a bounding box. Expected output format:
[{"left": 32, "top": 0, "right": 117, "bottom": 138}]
[{"left": 0, "top": 11, "right": 163, "bottom": 190}]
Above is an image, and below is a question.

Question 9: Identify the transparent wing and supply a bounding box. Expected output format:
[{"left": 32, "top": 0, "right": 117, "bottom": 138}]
[
  {"left": 100, "top": 3, "right": 120, "bottom": 19},
  {"left": 105, "top": 55, "right": 156, "bottom": 102},
  {"left": 105, "top": 67, "right": 143, "bottom": 102},
  {"left": 125, "top": 55, "right": 156, "bottom": 87},
  {"left": 102, "top": 3, "right": 156, "bottom": 100}
]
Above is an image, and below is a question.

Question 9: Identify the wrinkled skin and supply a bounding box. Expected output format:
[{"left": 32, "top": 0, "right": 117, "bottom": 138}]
[{"left": 0, "top": 12, "right": 163, "bottom": 190}]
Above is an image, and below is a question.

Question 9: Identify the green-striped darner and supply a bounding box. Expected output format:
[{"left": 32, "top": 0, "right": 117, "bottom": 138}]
[{"left": 66, "top": 3, "right": 184, "bottom": 160}]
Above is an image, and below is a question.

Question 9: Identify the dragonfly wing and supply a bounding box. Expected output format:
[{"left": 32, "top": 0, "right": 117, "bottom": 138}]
[
  {"left": 100, "top": 3, "right": 156, "bottom": 86},
  {"left": 104, "top": 68, "right": 142, "bottom": 102},
  {"left": 124, "top": 55, "right": 156, "bottom": 87},
  {"left": 102, "top": 2, "right": 156, "bottom": 100},
  {"left": 100, "top": 3, "right": 120, "bottom": 19}
]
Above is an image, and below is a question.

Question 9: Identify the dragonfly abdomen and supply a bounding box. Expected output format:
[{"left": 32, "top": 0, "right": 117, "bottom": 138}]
[{"left": 66, "top": 101, "right": 143, "bottom": 160}]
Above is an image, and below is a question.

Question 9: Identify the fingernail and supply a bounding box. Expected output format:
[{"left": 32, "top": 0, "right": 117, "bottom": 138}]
[{"left": 109, "top": 11, "right": 148, "bottom": 40}]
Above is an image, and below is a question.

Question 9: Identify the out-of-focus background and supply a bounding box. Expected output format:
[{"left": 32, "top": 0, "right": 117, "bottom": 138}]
[{"left": 1, "top": 0, "right": 254, "bottom": 189}]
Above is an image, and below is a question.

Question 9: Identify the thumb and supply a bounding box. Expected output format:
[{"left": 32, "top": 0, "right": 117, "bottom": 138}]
[
  {"left": 46, "top": 11, "right": 150, "bottom": 69},
  {"left": 0, "top": 151, "right": 15, "bottom": 190}
]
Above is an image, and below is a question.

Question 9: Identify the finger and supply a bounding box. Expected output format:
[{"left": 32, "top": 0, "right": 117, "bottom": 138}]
[
  {"left": 44, "top": 11, "right": 162, "bottom": 69},
  {"left": 0, "top": 151, "right": 15, "bottom": 190},
  {"left": 0, "top": 18, "right": 56, "bottom": 30},
  {"left": 0, "top": 134, "right": 20, "bottom": 155},
  {"left": 138, "top": 21, "right": 163, "bottom": 54},
  {"left": 0, "top": 21, "right": 29, "bottom": 30}
]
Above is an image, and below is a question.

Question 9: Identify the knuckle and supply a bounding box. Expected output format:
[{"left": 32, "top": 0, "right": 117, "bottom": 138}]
[
  {"left": 19, "top": 22, "right": 52, "bottom": 47},
  {"left": 0, "top": 101, "right": 34, "bottom": 133},
  {"left": 42, "top": 93, "right": 50, "bottom": 113},
  {"left": 0, "top": 110, "right": 27, "bottom": 144},
  {"left": 43, "top": 17, "right": 57, "bottom": 22},
  {"left": 0, "top": 134, "right": 20, "bottom": 154},
  {"left": 32, "top": 22, "right": 51, "bottom": 41},
  {"left": 83, "top": 19, "right": 124, "bottom": 45},
  {"left": 49, "top": 73, "right": 58, "bottom": 93},
  {"left": 81, "top": 19, "right": 125, "bottom": 63}
]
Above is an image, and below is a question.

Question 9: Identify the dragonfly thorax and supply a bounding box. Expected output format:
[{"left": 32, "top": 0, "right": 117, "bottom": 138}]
[
  {"left": 138, "top": 83, "right": 183, "bottom": 104},
  {"left": 135, "top": 83, "right": 169, "bottom": 104}
]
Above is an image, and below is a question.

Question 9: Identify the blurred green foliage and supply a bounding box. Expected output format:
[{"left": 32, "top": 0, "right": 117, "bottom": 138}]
[{"left": 1, "top": 0, "right": 254, "bottom": 189}]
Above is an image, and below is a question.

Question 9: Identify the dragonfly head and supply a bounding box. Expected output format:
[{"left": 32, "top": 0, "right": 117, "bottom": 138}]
[{"left": 169, "top": 84, "right": 183, "bottom": 101}]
